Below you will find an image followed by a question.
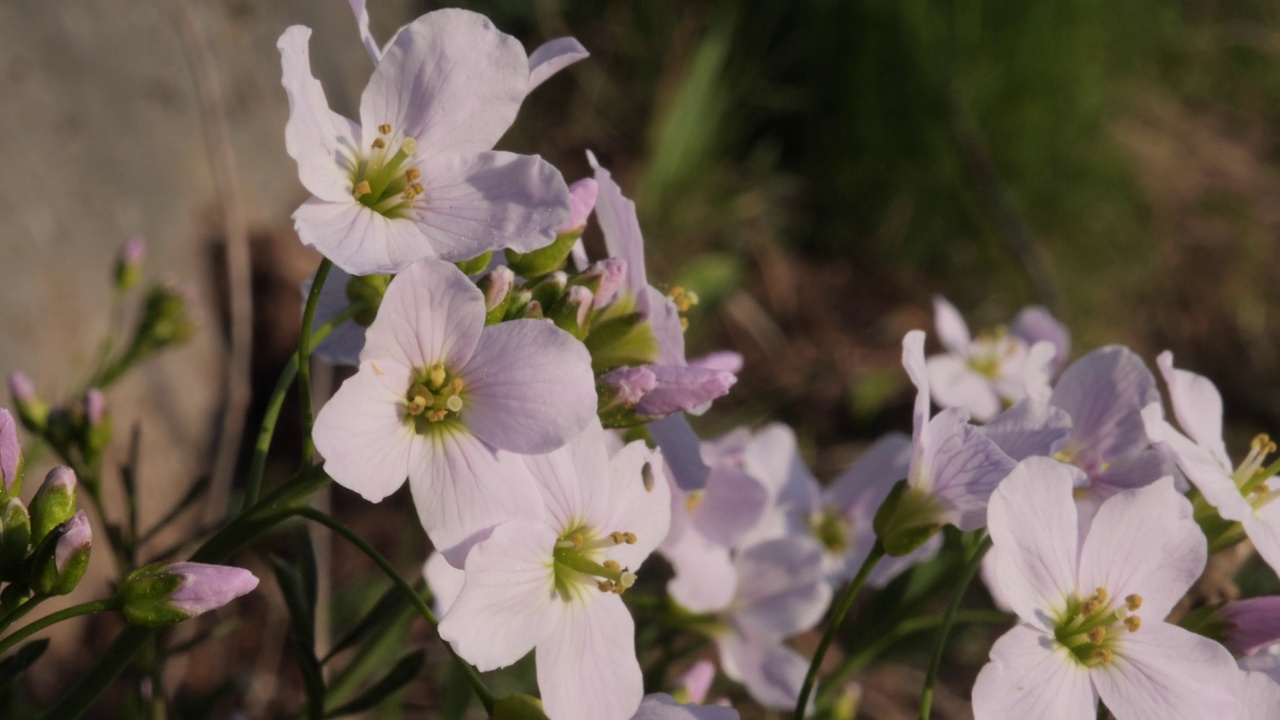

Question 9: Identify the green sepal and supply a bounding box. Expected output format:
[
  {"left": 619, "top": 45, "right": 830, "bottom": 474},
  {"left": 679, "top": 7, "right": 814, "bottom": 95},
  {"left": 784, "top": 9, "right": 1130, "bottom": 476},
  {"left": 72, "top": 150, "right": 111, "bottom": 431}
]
[
  {"left": 28, "top": 474, "right": 76, "bottom": 547},
  {"left": 0, "top": 454, "right": 22, "bottom": 503},
  {"left": 1178, "top": 601, "right": 1231, "bottom": 645},
  {"left": 491, "top": 694, "right": 552, "bottom": 720},
  {"left": 0, "top": 498, "right": 31, "bottom": 570},
  {"left": 1189, "top": 490, "right": 1246, "bottom": 555},
  {"left": 872, "top": 479, "right": 942, "bottom": 557},
  {"left": 0, "top": 582, "right": 29, "bottom": 613},
  {"left": 120, "top": 562, "right": 188, "bottom": 627},
  {"left": 584, "top": 313, "right": 660, "bottom": 373},
  {"left": 345, "top": 273, "right": 392, "bottom": 327},
  {"left": 505, "top": 229, "right": 581, "bottom": 279},
  {"left": 596, "top": 380, "right": 649, "bottom": 429},
  {"left": 454, "top": 251, "right": 494, "bottom": 277},
  {"left": 28, "top": 520, "right": 90, "bottom": 596}
]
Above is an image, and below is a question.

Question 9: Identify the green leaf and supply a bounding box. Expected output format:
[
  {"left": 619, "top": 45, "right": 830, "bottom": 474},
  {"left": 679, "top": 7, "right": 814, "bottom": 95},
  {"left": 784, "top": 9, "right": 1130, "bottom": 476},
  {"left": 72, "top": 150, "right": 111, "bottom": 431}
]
[
  {"left": 271, "top": 555, "right": 324, "bottom": 719},
  {"left": 324, "top": 651, "right": 425, "bottom": 717},
  {"left": 322, "top": 584, "right": 406, "bottom": 664}
]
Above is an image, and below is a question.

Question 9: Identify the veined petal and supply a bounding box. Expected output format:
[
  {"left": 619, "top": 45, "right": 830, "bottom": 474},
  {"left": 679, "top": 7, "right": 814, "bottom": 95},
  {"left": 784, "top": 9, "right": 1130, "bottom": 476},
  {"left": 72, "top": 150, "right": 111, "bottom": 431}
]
[
  {"left": 650, "top": 414, "right": 711, "bottom": 491},
  {"left": 462, "top": 319, "right": 595, "bottom": 454},
  {"left": 932, "top": 296, "right": 971, "bottom": 356},
  {"left": 715, "top": 634, "right": 810, "bottom": 711},
  {"left": 346, "top": 0, "right": 383, "bottom": 62},
  {"left": 437, "top": 521, "right": 557, "bottom": 670},
  {"left": 600, "top": 439, "right": 671, "bottom": 568},
  {"left": 632, "top": 694, "right": 739, "bottom": 720},
  {"left": 980, "top": 397, "right": 1072, "bottom": 462},
  {"left": 926, "top": 355, "right": 1002, "bottom": 422},
  {"left": 278, "top": 26, "right": 360, "bottom": 203},
  {"left": 987, "top": 458, "right": 1082, "bottom": 628},
  {"left": 528, "top": 37, "right": 589, "bottom": 90},
  {"left": 643, "top": 286, "right": 688, "bottom": 365},
  {"left": 1142, "top": 404, "right": 1246, "bottom": 519},
  {"left": 423, "top": 551, "right": 465, "bottom": 617},
  {"left": 360, "top": 9, "right": 527, "bottom": 159},
  {"left": 634, "top": 365, "right": 736, "bottom": 419},
  {"left": 292, "top": 197, "right": 433, "bottom": 277},
  {"left": 1096, "top": 622, "right": 1242, "bottom": 720},
  {"left": 903, "top": 330, "right": 931, "bottom": 442},
  {"left": 313, "top": 360, "right": 417, "bottom": 503},
  {"left": 692, "top": 467, "right": 769, "bottom": 549},
  {"left": 538, "top": 597, "right": 643, "bottom": 720},
  {"left": 588, "top": 151, "right": 648, "bottom": 295},
  {"left": 664, "top": 531, "right": 738, "bottom": 614},
  {"left": 1243, "top": 503, "right": 1280, "bottom": 576},
  {"left": 732, "top": 537, "right": 831, "bottom": 641},
  {"left": 1156, "top": 351, "right": 1231, "bottom": 469},
  {"left": 1052, "top": 346, "right": 1159, "bottom": 465},
  {"left": 921, "top": 409, "right": 1016, "bottom": 531},
  {"left": 971, "top": 625, "right": 1095, "bottom": 720},
  {"left": 361, "top": 258, "right": 484, "bottom": 372},
  {"left": 408, "top": 431, "right": 542, "bottom": 566},
  {"left": 1077, "top": 478, "right": 1204, "bottom": 621},
  {"left": 413, "top": 151, "right": 571, "bottom": 261},
  {"left": 1011, "top": 306, "right": 1070, "bottom": 374}
]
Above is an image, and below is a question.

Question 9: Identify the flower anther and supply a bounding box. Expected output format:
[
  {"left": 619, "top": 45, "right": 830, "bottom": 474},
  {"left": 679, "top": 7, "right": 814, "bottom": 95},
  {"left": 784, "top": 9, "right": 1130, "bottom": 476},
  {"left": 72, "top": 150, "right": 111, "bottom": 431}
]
[
  {"left": 552, "top": 524, "right": 641, "bottom": 599},
  {"left": 349, "top": 125, "right": 422, "bottom": 218},
  {"left": 404, "top": 361, "right": 465, "bottom": 432},
  {"left": 1053, "top": 588, "right": 1144, "bottom": 667}
]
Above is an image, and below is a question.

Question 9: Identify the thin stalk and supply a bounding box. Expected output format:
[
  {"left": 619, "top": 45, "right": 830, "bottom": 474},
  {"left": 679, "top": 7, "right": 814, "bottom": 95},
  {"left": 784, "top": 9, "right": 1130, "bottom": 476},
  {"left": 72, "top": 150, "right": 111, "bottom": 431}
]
[
  {"left": 0, "top": 597, "right": 122, "bottom": 656},
  {"left": 296, "top": 259, "right": 332, "bottom": 466},
  {"left": 291, "top": 506, "right": 496, "bottom": 714},
  {"left": 0, "top": 595, "right": 50, "bottom": 634},
  {"left": 244, "top": 303, "right": 359, "bottom": 508},
  {"left": 793, "top": 542, "right": 886, "bottom": 720},
  {"left": 919, "top": 533, "right": 992, "bottom": 720}
]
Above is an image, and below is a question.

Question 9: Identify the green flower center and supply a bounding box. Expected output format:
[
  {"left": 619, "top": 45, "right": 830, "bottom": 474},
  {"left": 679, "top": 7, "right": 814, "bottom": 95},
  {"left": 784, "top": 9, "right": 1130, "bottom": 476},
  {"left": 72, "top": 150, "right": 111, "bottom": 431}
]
[
  {"left": 1234, "top": 434, "right": 1280, "bottom": 512},
  {"left": 810, "top": 506, "right": 851, "bottom": 554},
  {"left": 351, "top": 124, "right": 422, "bottom": 219},
  {"left": 1053, "top": 587, "right": 1143, "bottom": 666},
  {"left": 404, "top": 362, "right": 465, "bottom": 434},
  {"left": 550, "top": 525, "right": 639, "bottom": 602},
  {"left": 968, "top": 327, "right": 1013, "bottom": 379}
]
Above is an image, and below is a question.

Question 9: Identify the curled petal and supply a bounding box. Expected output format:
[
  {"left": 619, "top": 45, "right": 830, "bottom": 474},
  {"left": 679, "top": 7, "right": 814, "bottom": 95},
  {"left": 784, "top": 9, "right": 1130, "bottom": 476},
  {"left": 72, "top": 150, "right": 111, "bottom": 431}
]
[
  {"left": 528, "top": 37, "right": 589, "bottom": 91},
  {"left": 278, "top": 26, "right": 360, "bottom": 203}
]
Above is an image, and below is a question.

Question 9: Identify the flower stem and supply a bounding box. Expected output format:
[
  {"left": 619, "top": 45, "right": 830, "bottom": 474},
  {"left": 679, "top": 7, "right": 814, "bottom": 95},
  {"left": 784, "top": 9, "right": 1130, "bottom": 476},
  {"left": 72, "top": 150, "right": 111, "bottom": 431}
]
[
  {"left": 918, "top": 532, "right": 992, "bottom": 720},
  {"left": 0, "top": 595, "right": 49, "bottom": 635},
  {"left": 0, "top": 597, "right": 122, "bottom": 656},
  {"left": 793, "top": 541, "right": 885, "bottom": 720},
  {"left": 297, "top": 258, "right": 332, "bottom": 466},
  {"left": 291, "top": 506, "right": 497, "bottom": 714}
]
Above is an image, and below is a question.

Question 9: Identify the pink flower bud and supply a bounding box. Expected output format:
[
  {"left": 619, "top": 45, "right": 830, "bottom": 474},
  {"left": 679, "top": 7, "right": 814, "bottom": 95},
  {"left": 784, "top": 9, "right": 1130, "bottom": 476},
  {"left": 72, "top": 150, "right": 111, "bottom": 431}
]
[
  {"left": 115, "top": 235, "right": 147, "bottom": 290},
  {"left": 55, "top": 511, "right": 92, "bottom": 575},
  {"left": 121, "top": 561, "right": 259, "bottom": 626},
  {"left": 6, "top": 373, "right": 35, "bottom": 405},
  {"left": 560, "top": 178, "right": 598, "bottom": 234},
  {"left": 85, "top": 388, "right": 107, "bottom": 428},
  {"left": 0, "top": 409, "right": 18, "bottom": 494}
]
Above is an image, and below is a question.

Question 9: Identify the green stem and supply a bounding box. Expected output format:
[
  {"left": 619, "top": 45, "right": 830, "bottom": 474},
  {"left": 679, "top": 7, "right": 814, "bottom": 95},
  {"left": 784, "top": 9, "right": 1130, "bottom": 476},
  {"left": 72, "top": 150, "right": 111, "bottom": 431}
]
[
  {"left": 793, "top": 542, "right": 885, "bottom": 720},
  {"left": 296, "top": 259, "right": 332, "bottom": 466},
  {"left": 0, "top": 597, "right": 122, "bottom": 656},
  {"left": 291, "top": 507, "right": 496, "bottom": 714},
  {"left": 919, "top": 533, "right": 992, "bottom": 720},
  {"left": 244, "top": 303, "right": 360, "bottom": 508},
  {"left": 0, "top": 595, "right": 50, "bottom": 634}
]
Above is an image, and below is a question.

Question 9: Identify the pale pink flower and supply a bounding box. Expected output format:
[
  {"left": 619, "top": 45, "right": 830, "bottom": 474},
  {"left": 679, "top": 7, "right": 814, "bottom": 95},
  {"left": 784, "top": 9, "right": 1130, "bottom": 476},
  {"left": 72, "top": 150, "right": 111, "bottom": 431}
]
[
  {"left": 279, "top": 10, "right": 571, "bottom": 275},
  {"left": 631, "top": 694, "right": 738, "bottom": 720},
  {"left": 312, "top": 259, "right": 595, "bottom": 564},
  {"left": 973, "top": 457, "right": 1241, "bottom": 719}
]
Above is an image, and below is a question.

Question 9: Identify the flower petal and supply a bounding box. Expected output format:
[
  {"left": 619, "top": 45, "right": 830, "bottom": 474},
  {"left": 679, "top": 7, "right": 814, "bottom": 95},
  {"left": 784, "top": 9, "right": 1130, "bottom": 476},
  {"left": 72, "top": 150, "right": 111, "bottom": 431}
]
[
  {"left": 527, "top": 37, "right": 589, "bottom": 91},
  {"left": 588, "top": 151, "right": 648, "bottom": 295},
  {"left": 926, "top": 354, "right": 1002, "bottom": 422},
  {"left": 1077, "top": 477, "right": 1204, "bottom": 621},
  {"left": 693, "top": 467, "right": 769, "bottom": 549},
  {"left": 1096, "top": 622, "right": 1242, "bottom": 720},
  {"left": 346, "top": 0, "right": 383, "bottom": 62},
  {"left": 650, "top": 414, "right": 711, "bottom": 491},
  {"left": 305, "top": 266, "right": 365, "bottom": 367},
  {"left": 408, "top": 431, "right": 543, "bottom": 566},
  {"left": 423, "top": 550, "right": 466, "bottom": 617},
  {"left": 932, "top": 296, "right": 971, "bottom": 356},
  {"left": 920, "top": 409, "right": 1016, "bottom": 531},
  {"left": 601, "top": 439, "right": 672, "bottom": 568},
  {"left": 1156, "top": 351, "right": 1231, "bottom": 469},
  {"left": 664, "top": 531, "right": 738, "bottom": 614},
  {"left": 732, "top": 537, "right": 831, "bottom": 641},
  {"left": 361, "top": 258, "right": 484, "bottom": 373},
  {"left": 980, "top": 397, "right": 1072, "bottom": 462},
  {"left": 278, "top": 26, "right": 360, "bottom": 203},
  {"left": 437, "top": 521, "right": 557, "bottom": 670},
  {"left": 971, "top": 625, "right": 1096, "bottom": 720},
  {"left": 1052, "top": 346, "right": 1160, "bottom": 468},
  {"left": 538, "top": 597, "right": 643, "bottom": 720},
  {"left": 903, "top": 330, "right": 931, "bottom": 442},
  {"left": 292, "top": 197, "right": 433, "bottom": 276},
  {"left": 360, "top": 9, "right": 527, "bottom": 159},
  {"left": 313, "top": 361, "right": 417, "bottom": 503},
  {"left": 716, "top": 634, "right": 810, "bottom": 711},
  {"left": 1142, "top": 403, "right": 1245, "bottom": 518},
  {"left": 413, "top": 151, "right": 571, "bottom": 261},
  {"left": 461, "top": 319, "right": 595, "bottom": 455},
  {"left": 632, "top": 693, "right": 739, "bottom": 720},
  {"left": 1011, "top": 306, "right": 1070, "bottom": 374}
]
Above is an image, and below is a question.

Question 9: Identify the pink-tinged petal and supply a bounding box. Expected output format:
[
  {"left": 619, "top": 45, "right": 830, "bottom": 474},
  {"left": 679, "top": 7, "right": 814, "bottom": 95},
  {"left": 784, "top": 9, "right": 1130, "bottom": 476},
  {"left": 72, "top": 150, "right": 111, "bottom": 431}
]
[
  {"left": 0, "top": 409, "right": 18, "bottom": 492},
  {"left": 538, "top": 597, "right": 643, "bottom": 720},
  {"left": 1243, "top": 503, "right": 1280, "bottom": 576},
  {"left": 346, "top": 0, "right": 383, "bottom": 62},
  {"left": 987, "top": 458, "right": 1082, "bottom": 627},
  {"left": 528, "top": 37, "right": 589, "bottom": 91},
  {"left": 408, "top": 431, "right": 543, "bottom": 566},
  {"left": 1222, "top": 597, "right": 1280, "bottom": 657},
  {"left": 1096, "top": 622, "right": 1242, "bottom": 720},
  {"left": 903, "top": 330, "right": 931, "bottom": 441},
  {"left": 278, "top": 26, "right": 359, "bottom": 203},
  {"left": 560, "top": 177, "right": 598, "bottom": 233},
  {"left": 693, "top": 467, "right": 769, "bottom": 549},
  {"left": 1011, "top": 306, "right": 1070, "bottom": 374},
  {"left": 361, "top": 259, "right": 484, "bottom": 373},
  {"left": 437, "top": 522, "right": 557, "bottom": 670},
  {"left": 826, "top": 432, "right": 912, "bottom": 513},
  {"left": 651, "top": 414, "right": 711, "bottom": 492},
  {"left": 1156, "top": 351, "right": 1231, "bottom": 469},
  {"left": 716, "top": 634, "right": 810, "bottom": 711},
  {"left": 600, "top": 440, "right": 671, "bottom": 568},
  {"left": 732, "top": 537, "right": 831, "bottom": 641},
  {"left": 690, "top": 351, "right": 744, "bottom": 375},
  {"left": 587, "top": 151, "right": 648, "bottom": 295},
  {"left": 980, "top": 397, "right": 1072, "bottom": 462},
  {"left": 306, "top": 266, "right": 365, "bottom": 367},
  {"left": 926, "top": 354, "right": 1002, "bottom": 422},
  {"left": 665, "top": 531, "right": 738, "bottom": 614},
  {"left": 461, "top": 319, "right": 594, "bottom": 454},
  {"left": 645, "top": 288, "right": 689, "bottom": 368},
  {"left": 423, "top": 551, "right": 465, "bottom": 617},
  {"left": 632, "top": 693, "right": 739, "bottom": 720},
  {"left": 413, "top": 151, "right": 571, "bottom": 261},
  {"left": 1243, "top": 671, "right": 1280, "bottom": 718},
  {"left": 314, "top": 361, "right": 418, "bottom": 503},
  {"left": 636, "top": 365, "right": 736, "bottom": 419},
  {"left": 1022, "top": 341, "right": 1058, "bottom": 401},
  {"left": 292, "top": 197, "right": 433, "bottom": 276},
  {"left": 360, "top": 9, "right": 527, "bottom": 159},
  {"left": 920, "top": 409, "right": 1016, "bottom": 531},
  {"left": 743, "top": 424, "right": 820, "bottom": 514},
  {"left": 678, "top": 661, "right": 716, "bottom": 705},
  {"left": 932, "top": 296, "right": 971, "bottom": 356},
  {"left": 1051, "top": 346, "right": 1159, "bottom": 464},
  {"left": 971, "top": 625, "right": 1096, "bottom": 720},
  {"left": 1077, "top": 478, "right": 1203, "bottom": 621},
  {"left": 1142, "top": 404, "right": 1245, "bottom": 518},
  {"left": 524, "top": 430, "right": 599, "bottom": 535}
]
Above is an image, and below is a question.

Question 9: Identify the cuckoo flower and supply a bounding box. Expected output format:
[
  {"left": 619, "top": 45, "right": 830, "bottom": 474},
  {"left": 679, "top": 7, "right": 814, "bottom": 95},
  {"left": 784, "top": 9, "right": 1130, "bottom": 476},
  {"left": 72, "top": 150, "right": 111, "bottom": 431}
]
[
  {"left": 926, "top": 296, "right": 1069, "bottom": 421},
  {"left": 632, "top": 694, "right": 738, "bottom": 720},
  {"left": 0, "top": 408, "right": 18, "bottom": 495},
  {"left": 313, "top": 259, "right": 595, "bottom": 565},
  {"left": 438, "top": 421, "right": 670, "bottom": 720},
  {"left": 973, "top": 457, "right": 1241, "bottom": 719},
  {"left": 279, "top": 9, "right": 571, "bottom": 276},
  {"left": 1144, "top": 351, "right": 1280, "bottom": 574}
]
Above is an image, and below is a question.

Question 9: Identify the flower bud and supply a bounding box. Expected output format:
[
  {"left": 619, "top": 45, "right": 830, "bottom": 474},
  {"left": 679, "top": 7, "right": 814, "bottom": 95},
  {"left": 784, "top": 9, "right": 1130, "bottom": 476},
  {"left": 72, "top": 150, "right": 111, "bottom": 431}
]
[
  {"left": 505, "top": 228, "right": 579, "bottom": 279},
  {"left": 29, "top": 510, "right": 91, "bottom": 595},
  {"left": 491, "top": 694, "right": 551, "bottom": 720},
  {"left": 121, "top": 561, "right": 259, "bottom": 627},
  {"left": 529, "top": 271, "right": 568, "bottom": 311},
  {"left": 478, "top": 266, "right": 515, "bottom": 325},
  {"left": 7, "top": 372, "right": 48, "bottom": 433},
  {"left": 114, "top": 235, "right": 146, "bottom": 291},
  {"left": 0, "top": 498, "right": 31, "bottom": 570},
  {"left": 29, "top": 466, "right": 77, "bottom": 546},
  {"left": 549, "top": 285, "right": 594, "bottom": 340},
  {"left": 571, "top": 258, "right": 626, "bottom": 309},
  {"left": 872, "top": 479, "right": 943, "bottom": 557},
  {"left": 0, "top": 409, "right": 21, "bottom": 498},
  {"left": 133, "top": 282, "right": 196, "bottom": 355},
  {"left": 82, "top": 388, "right": 112, "bottom": 457},
  {"left": 343, "top": 273, "right": 391, "bottom": 327},
  {"left": 560, "top": 178, "right": 598, "bottom": 235},
  {"left": 597, "top": 366, "right": 657, "bottom": 428}
]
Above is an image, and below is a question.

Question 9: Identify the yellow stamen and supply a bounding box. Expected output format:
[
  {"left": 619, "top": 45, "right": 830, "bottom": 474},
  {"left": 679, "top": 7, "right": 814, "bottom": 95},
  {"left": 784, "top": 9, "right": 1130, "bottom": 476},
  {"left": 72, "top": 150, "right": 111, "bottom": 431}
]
[
  {"left": 1124, "top": 616, "right": 1141, "bottom": 632},
  {"left": 623, "top": 532, "right": 637, "bottom": 544},
  {"left": 1125, "top": 594, "right": 1142, "bottom": 611},
  {"left": 429, "top": 363, "right": 447, "bottom": 388},
  {"left": 1087, "top": 627, "right": 1106, "bottom": 645},
  {"left": 371, "top": 137, "right": 386, "bottom": 150},
  {"left": 597, "top": 580, "right": 614, "bottom": 593},
  {"left": 602, "top": 560, "right": 620, "bottom": 571},
  {"left": 1094, "top": 587, "right": 1108, "bottom": 604},
  {"left": 378, "top": 123, "right": 392, "bottom": 135},
  {"left": 426, "top": 409, "right": 447, "bottom": 422},
  {"left": 405, "top": 168, "right": 421, "bottom": 183},
  {"left": 1092, "top": 648, "right": 1113, "bottom": 664},
  {"left": 352, "top": 180, "right": 372, "bottom": 198}
]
